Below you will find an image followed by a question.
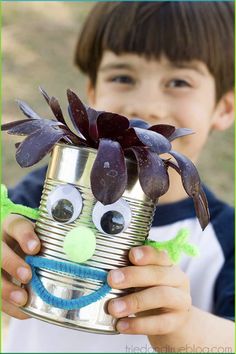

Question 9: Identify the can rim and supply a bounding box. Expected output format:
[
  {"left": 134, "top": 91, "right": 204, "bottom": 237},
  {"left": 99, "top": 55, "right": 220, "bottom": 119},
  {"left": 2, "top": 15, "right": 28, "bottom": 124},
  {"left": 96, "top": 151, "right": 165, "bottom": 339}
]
[{"left": 55, "top": 142, "right": 137, "bottom": 165}]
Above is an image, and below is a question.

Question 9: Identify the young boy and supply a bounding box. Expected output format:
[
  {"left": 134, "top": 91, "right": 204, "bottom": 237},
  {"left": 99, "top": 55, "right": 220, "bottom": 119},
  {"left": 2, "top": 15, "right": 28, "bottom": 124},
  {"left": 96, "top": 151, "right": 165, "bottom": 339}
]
[{"left": 2, "top": 2, "right": 235, "bottom": 352}]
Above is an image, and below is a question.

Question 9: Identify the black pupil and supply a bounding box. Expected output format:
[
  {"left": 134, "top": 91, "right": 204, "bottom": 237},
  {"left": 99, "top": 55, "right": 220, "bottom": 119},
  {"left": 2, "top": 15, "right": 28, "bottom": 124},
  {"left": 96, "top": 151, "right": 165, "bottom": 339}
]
[
  {"left": 100, "top": 211, "right": 125, "bottom": 234},
  {"left": 51, "top": 199, "right": 74, "bottom": 222}
]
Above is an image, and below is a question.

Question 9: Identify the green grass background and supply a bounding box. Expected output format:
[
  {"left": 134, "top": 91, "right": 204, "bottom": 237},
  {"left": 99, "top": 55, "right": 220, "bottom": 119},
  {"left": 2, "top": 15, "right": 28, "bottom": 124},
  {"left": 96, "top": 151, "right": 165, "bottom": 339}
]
[{"left": 2, "top": 2, "right": 234, "bottom": 207}]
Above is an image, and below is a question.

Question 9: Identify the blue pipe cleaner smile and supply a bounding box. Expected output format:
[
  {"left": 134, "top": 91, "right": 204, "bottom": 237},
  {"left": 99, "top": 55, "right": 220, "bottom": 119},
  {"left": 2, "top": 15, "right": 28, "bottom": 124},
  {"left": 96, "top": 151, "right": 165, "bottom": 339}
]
[{"left": 25, "top": 256, "right": 112, "bottom": 310}]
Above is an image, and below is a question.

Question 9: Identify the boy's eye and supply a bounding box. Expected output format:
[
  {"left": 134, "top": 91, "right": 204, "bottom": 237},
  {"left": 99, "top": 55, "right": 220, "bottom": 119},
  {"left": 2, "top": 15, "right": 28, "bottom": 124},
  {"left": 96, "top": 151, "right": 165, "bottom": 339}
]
[
  {"left": 167, "top": 79, "right": 191, "bottom": 88},
  {"left": 110, "top": 75, "right": 135, "bottom": 85},
  {"left": 92, "top": 198, "right": 132, "bottom": 235}
]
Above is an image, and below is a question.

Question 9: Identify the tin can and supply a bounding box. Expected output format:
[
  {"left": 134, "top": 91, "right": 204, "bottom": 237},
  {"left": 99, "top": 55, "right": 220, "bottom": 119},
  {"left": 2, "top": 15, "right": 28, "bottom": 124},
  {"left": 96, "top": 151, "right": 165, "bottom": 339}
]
[{"left": 21, "top": 143, "right": 156, "bottom": 334}]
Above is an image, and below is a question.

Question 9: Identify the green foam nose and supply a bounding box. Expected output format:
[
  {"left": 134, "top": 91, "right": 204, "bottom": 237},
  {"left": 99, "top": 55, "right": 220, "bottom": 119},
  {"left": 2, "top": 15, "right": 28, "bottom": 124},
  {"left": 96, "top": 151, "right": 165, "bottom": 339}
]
[{"left": 63, "top": 226, "right": 96, "bottom": 263}]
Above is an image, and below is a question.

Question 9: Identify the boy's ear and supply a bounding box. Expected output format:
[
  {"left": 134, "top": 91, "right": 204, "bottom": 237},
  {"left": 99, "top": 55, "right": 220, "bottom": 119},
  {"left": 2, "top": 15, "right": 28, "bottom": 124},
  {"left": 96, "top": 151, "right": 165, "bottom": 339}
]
[
  {"left": 86, "top": 79, "right": 96, "bottom": 106},
  {"left": 211, "top": 90, "right": 235, "bottom": 131}
]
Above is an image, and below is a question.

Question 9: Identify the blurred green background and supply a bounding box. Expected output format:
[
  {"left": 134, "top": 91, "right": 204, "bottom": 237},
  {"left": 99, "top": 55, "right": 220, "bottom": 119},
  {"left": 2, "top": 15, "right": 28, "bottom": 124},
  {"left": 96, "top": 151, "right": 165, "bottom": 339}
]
[{"left": 2, "top": 2, "right": 234, "bottom": 206}]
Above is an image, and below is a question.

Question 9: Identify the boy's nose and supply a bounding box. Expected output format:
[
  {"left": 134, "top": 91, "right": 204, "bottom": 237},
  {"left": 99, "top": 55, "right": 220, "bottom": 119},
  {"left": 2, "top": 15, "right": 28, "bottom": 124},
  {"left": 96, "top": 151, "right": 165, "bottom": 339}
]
[
  {"left": 124, "top": 96, "right": 167, "bottom": 125},
  {"left": 63, "top": 225, "right": 96, "bottom": 264}
]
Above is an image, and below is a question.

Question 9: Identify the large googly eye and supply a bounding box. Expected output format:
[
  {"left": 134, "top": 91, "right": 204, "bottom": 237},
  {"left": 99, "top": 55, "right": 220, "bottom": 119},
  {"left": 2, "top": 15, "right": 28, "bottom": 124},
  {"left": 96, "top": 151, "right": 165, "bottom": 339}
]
[
  {"left": 46, "top": 184, "right": 83, "bottom": 224},
  {"left": 92, "top": 198, "right": 132, "bottom": 235}
]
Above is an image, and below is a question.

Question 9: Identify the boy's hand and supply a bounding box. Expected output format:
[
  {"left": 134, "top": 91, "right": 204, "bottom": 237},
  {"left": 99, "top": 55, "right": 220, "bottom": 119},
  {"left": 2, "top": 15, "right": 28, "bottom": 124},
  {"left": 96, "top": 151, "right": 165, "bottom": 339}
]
[
  {"left": 2, "top": 214, "right": 41, "bottom": 319},
  {"left": 107, "top": 246, "right": 192, "bottom": 335}
]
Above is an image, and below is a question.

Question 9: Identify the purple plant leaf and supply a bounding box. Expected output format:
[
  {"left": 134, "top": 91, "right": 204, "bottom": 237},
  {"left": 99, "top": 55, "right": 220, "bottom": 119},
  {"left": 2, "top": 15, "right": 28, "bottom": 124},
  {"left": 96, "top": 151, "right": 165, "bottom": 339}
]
[
  {"left": 130, "top": 118, "right": 150, "bottom": 129},
  {"left": 97, "top": 112, "right": 130, "bottom": 138},
  {"left": 16, "top": 126, "right": 66, "bottom": 167},
  {"left": 117, "top": 127, "right": 144, "bottom": 149},
  {"left": 6, "top": 119, "right": 62, "bottom": 136},
  {"left": 168, "top": 128, "right": 194, "bottom": 142},
  {"left": 86, "top": 106, "right": 100, "bottom": 141},
  {"left": 2, "top": 113, "right": 83, "bottom": 146},
  {"left": 1, "top": 119, "right": 34, "bottom": 131},
  {"left": 164, "top": 155, "right": 210, "bottom": 229},
  {"left": 193, "top": 187, "right": 210, "bottom": 230},
  {"left": 64, "top": 132, "right": 89, "bottom": 146},
  {"left": 130, "top": 146, "right": 169, "bottom": 202},
  {"left": 119, "top": 126, "right": 172, "bottom": 150},
  {"left": 90, "top": 139, "right": 127, "bottom": 205},
  {"left": 66, "top": 105, "right": 89, "bottom": 141},
  {"left": 67, "top": 89, "right": 90, "bottom": 140},
  {"left": 16, "top": 100, "right": 42, "bottom": 120},
  {"left": 165, "top": 159, "right": 180, "bottom": 173},
  {"left": 133, "top": 127, "right": 172, "bottom": 153},
  {"left": 7, "top": 121, "right": 41, "bottom": 136},
  {"left": 148, "top": 124, "right": 175, "bottom": 138},
  {"left": 38, "top": 88, "right": 88, "bottom": 144},
  {"left": 49, "top": 97, "right": 66, "bottom": 125},
  {"left": 168, "top": 150, "right": 201, "bottom": 197},
  {"left": 39, "top": 86, "right": 50, "bottom": 104}
]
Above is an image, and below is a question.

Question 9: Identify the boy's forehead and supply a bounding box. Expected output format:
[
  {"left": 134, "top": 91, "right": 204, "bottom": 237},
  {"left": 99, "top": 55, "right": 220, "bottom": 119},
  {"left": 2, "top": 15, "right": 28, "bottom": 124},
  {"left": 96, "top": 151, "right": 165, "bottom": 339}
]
[{"left": 99, "top": 51, "right": 210, "bottom": 76}]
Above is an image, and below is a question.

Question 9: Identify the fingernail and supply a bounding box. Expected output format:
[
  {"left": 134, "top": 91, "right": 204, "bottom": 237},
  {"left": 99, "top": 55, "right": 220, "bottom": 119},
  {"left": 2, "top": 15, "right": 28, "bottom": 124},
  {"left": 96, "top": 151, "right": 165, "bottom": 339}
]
[
  {"left": 10, "top": 291, "right": 25, "bottom": 305},
  {"left": 111, "top": 300, "right": 126, "bottom": 313},
  {"left": 17, "top": 267, "right": 31, "bottom": 282},
  {"left": 110, "top": 270, "right": 125, "bottom": 284},
  {"left": 117, "top": 320, "right": 129, "bottom": 331},
  {"left": 27, "top": 239, "right": 39, "bottom": 252},
  {"left": 132, "top": 247, "right": 144, "bottom": 261}
]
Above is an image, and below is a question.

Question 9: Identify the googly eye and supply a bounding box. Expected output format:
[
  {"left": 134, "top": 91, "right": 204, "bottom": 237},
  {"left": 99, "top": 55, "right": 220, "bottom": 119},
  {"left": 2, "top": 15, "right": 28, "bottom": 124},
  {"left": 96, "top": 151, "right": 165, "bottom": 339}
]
[
  {"left": 46, "top": 184, "right": 83, "bottom": 224},
  {"left": 92, "top": 198, "right": 132, "bottom": 235}
]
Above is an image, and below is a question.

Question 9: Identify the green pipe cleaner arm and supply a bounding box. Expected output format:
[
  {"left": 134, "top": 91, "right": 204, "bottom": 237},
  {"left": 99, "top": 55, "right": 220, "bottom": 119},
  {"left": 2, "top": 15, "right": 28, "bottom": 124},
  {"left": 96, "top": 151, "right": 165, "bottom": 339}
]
[
  {"left": 1, "top": 184, "right": 40, "bottom": 223},
  {"left": 144, "top": 228, "right": 199, "bottom": 264}
]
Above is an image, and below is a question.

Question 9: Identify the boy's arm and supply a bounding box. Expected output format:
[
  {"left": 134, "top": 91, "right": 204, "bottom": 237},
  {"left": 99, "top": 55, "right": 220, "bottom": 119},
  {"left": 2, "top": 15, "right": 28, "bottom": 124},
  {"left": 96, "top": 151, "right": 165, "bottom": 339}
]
[
  {"left": 107, "top": 246, "right": 235, "bottom": 353},
  {"left": 8, "top": 165, "right": 47, "bottom": 207}
]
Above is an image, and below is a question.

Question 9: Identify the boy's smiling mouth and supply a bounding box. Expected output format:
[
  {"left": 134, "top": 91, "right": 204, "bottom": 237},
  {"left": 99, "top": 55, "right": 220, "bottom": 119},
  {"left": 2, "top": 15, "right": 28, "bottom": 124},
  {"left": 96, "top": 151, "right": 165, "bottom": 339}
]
[{"left": 25, "top": 256, "right": 111, "bottom": 310}]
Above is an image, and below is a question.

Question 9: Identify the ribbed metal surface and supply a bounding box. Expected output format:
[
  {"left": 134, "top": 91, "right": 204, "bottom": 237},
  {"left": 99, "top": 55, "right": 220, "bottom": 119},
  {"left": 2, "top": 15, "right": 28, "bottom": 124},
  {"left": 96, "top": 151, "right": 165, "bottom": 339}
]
[{"left": 22, "top": 144, "right": 155, "bottom": 333}]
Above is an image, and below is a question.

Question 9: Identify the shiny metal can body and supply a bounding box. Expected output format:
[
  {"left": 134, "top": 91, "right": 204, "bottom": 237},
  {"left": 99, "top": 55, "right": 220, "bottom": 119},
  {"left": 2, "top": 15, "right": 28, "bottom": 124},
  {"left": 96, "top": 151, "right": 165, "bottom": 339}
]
[{"left": 21, "top": 143, "right": 155, "bottom": 334}]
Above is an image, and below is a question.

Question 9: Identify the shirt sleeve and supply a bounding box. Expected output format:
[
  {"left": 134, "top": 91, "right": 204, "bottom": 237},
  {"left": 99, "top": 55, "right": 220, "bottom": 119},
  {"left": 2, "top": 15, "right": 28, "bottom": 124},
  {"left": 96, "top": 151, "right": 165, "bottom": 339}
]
[
  {"left": 8, "top": 166, "right": 47, "bottom": 208},
  {"left": 212, "top": 205, "right": 235, "bottom": 320}
]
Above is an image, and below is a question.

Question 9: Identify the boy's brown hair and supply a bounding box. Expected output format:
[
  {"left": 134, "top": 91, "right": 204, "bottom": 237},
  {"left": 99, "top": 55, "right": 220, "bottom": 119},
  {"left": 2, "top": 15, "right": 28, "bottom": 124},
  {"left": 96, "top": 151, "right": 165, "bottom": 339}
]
[{"left": 74, "top": 1, "right": 234, "bottom": 101}]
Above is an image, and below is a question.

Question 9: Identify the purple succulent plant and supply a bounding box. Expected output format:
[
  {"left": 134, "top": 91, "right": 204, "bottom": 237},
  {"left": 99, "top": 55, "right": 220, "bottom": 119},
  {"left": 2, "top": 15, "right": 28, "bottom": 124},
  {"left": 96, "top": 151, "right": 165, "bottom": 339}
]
[{"left": 1, "top": 88, "right": 210, "bottom": 230}]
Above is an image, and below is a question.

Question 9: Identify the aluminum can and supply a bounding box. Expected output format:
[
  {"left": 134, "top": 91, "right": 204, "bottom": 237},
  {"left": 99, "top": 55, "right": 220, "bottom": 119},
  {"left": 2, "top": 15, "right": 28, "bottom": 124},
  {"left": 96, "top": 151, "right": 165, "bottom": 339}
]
[{"left": 22, "top": 143, "right": 155, "bottom": 334}]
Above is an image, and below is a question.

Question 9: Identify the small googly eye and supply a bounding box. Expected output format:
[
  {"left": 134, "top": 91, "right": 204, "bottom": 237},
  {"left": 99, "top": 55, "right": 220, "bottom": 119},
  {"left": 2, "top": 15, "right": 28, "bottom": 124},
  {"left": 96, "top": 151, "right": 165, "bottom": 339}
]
[
  {"left": 92, "top": 198, "right": 132, "bottom": 235},
  {"left": 46, "top": 184, "right": 83, "bottom": 224}
]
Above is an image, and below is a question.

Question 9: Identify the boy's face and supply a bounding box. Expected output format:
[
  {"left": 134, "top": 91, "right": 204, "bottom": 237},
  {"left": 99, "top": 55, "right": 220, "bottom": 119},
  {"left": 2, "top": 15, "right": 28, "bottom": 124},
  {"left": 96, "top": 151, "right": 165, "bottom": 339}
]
[{"left": 87, "top": 51, "right": 233, "bottom": 163}]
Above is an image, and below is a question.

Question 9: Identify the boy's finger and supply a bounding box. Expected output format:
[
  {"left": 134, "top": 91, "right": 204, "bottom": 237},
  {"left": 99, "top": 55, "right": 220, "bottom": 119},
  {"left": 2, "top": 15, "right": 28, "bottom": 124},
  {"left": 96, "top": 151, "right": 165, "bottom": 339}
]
[
  {"left": 108, "top": 286, "right": 191, "bottom": 318},
  {"left": 2, "top": 276, "right": 28, "bottom": 307},
  {"left": 107, "top": 264, "right": 184, "bottom": 289},
  {"left": 2, "top": 242, "right": 32, "bottom": 284},
  {"left": 115, "top": 311, "right": 185, "bottom": 335},
  {"left": 2, "top": 299, "right": 30, "bottom": 320},
  {"left": 3, "top": 214, "right": 40, "bottom": 254},
  {"left": 129, "top": 246, "right": 173, "bottom": 266}
]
